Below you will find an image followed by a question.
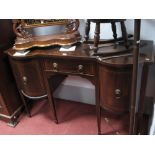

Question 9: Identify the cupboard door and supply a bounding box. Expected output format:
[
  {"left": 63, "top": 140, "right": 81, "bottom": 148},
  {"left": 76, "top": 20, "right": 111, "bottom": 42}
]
[
  {"left": 10, "top": 59, "right": 46, "bottom": 97},
  {"left": 99, "top": 65, "right": 132, "bottom": 114}
]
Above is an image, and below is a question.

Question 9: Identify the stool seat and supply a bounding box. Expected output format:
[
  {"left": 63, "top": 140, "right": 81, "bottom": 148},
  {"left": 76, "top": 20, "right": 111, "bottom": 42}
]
[{"left": 89, "top": 19, "right": 125, "bottom": 23}]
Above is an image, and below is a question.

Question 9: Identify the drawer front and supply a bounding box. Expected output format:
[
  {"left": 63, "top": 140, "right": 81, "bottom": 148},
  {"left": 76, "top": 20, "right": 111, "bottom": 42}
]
[
  {"left": 44, "top": 59, "right": 96, "bottom": 76},
  {"left": 99, "top": 65, "right": 132, "bottom": 114},
  {"left": 10, "top": 59, "right": 46, "bottom": 97}
]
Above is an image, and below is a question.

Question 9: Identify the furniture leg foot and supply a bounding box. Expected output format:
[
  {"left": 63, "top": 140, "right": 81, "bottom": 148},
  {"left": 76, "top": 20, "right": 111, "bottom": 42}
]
[
  {"left": 98, "top": 131, "right": 102, "bottom": 135},
  {"left": 54, "top": 119, "right": 58, "bottom": 124},
  {"left": 28, "top": 113, "right": 32, "bottom": 117},
  {"left": 96, "top": 106, "right": 102, "bottom": 135},
  {"left": 7, "top": 119, "right": 18, "bottom": 127}
]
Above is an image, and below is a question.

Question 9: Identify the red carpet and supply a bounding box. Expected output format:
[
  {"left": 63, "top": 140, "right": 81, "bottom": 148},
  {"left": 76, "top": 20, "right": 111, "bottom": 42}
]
[{"left": 0, "top": 99, "right": 129, "bottom": 135}]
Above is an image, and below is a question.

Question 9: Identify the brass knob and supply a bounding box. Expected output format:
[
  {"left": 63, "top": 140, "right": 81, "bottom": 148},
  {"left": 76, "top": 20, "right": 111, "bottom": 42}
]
[
  {"left": 23, "top": 76, "right": 27, "bottom": 85},
  {"left": 115, "top": 89, "right": 121, "bottom": 99},
  {"left": 78, "top": 64, "right": 83, "bottom": 73},
  {"left": 53, "top": 62, "right": 58, "bottom": 71}
]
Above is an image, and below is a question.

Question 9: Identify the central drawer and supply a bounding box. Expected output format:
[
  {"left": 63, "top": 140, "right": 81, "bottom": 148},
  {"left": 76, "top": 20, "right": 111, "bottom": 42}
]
[{"left": 43, "top": 59, "right": 96, "bottom": 76}]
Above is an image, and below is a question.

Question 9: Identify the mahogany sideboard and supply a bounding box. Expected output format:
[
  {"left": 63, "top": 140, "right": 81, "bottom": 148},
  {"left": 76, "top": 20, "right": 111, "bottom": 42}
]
[
  {"left": 6, "top": 40, "right": 154, "bottom": 134},
  {"left": 0, "top": 20, "right": 23, "bottom": 127}
]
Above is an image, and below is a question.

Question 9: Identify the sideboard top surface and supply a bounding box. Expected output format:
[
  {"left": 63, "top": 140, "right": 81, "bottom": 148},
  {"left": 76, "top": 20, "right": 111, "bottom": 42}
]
[{"left": 6, "top": 40, "right": 154, "bottom": 67}]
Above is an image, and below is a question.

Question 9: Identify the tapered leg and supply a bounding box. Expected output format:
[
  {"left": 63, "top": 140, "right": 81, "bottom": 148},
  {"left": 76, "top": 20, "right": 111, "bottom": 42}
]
[
  {"left": 97, "top": 105, "right": 102, "bottom": 135},
  {"left": 95, "top": 72, "right": 101, "bottom": 135},
  {"left": 137, "top": 64, "right": 149, "bottom": 134},
  {"left": 129, "top": 19, "right": 141, "bottom": 135},
  {"left": 44, "top": 73, "right": 58, "bottom": 124},
  {"left": 20, "top": 91, "right": 31, "bottom": 117}
]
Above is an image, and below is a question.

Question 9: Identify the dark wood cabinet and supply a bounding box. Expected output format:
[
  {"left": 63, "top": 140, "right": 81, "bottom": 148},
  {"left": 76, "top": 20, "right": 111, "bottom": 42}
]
[
  {"left": 0, "top": 20, "right": 23, "bottom": 126},
  {"left": 6, "top": 41, "right": 153, "bottom": 134}
]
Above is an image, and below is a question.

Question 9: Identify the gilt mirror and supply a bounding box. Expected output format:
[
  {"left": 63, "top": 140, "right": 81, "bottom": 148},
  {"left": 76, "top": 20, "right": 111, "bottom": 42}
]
[{"left": 12, "top": 19, "right": 81, "bottom": 50}]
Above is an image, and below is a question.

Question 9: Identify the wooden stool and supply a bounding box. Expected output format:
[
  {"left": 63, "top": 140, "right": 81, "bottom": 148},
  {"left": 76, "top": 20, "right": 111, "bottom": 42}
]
[{"left": 84, "top": 19, "right": 129, "bottom": 52}]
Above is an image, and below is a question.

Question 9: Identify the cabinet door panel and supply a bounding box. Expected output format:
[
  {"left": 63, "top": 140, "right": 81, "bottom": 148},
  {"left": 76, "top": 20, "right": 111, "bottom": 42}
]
[
  {"left": 11, "top": 59, "right": 46, "bottom": 97},
  {"left": 99, "top": 66, "right": 132, "bottom": 114}
]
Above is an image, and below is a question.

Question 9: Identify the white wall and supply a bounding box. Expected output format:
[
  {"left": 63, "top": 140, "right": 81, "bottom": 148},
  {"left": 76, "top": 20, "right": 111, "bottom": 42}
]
[{"left": 125, "top": 20, "right": 155, "bottom": 98}]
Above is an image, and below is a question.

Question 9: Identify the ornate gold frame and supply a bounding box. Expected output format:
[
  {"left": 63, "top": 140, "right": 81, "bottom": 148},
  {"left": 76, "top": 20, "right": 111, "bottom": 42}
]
[{"left": 12, "top": 19, "right": 80, "bottom": 50}]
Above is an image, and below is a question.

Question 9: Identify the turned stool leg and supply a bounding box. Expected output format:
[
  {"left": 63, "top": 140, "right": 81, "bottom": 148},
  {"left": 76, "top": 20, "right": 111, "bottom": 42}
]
[
  {"left": 84, "top": 19, "right": 90, "bottom": 42},
  {"left": 120, "top": 21, "right": 129, "bottom": 48},
  {"left": 111, "top": 22, "right": 117, "bottom": 43},
  {"left": 94, "top": 22, "right": 100, "bottom": 53}
]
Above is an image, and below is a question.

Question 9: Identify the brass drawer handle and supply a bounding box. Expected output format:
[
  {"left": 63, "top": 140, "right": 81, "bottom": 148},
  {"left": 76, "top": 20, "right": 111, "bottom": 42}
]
[
  {"left": 78, "top": 64, "right": 84, "bottom": 73},
  {"left": 22, "top": 76, "right": 27, "bottom": 85},
  {"left": 115, "top": 89, "right": 121, "bottom": 99},
  {"left": 53, "top": 62, "right": 58, "bottom": 71}
]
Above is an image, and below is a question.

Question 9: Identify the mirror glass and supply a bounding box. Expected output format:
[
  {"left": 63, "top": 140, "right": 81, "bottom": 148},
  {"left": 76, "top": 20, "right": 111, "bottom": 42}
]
[{"left": 21, "top": 19, "right": 66, "bottom": 36}]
